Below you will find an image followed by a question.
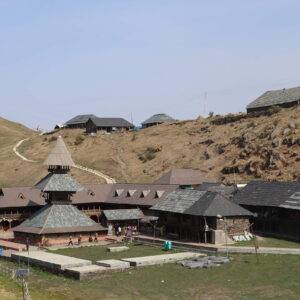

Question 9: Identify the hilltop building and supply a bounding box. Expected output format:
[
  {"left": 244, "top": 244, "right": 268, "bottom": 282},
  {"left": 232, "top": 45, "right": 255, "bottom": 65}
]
[
  {"left": 65, "top": 114, "right": 97, "bottom": 129},
  {"left": 85, "top": 117, "right": 133, "bottom": 134},
  {"left": 141, "top": 113, "right": 175, "bottom": 128},
  {"left": 13, "top": 136, "right": 106, "bottom": 246},
  {"left": 247, "top": 86, "right": 300, "bottom": 113},
  {"left": 64, "top": 114, "right": 133, "bottom": 133}
]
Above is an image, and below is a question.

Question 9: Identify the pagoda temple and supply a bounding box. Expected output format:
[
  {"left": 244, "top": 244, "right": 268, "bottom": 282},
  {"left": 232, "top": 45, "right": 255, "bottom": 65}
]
[{"left": 13, "top": 136, "right": 107, "bottom": 246}]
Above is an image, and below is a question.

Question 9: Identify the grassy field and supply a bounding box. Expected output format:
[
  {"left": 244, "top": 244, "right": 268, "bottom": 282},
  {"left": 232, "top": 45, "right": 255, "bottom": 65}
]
[
  {"left": 50, "top": 243, "right": 174, "bottom": 262},
  {"left": 0, "top": 251, "right": 300, "bottom": 299},
  {"left": 233, "top": 236, "right": 300, "bottom": 248}
]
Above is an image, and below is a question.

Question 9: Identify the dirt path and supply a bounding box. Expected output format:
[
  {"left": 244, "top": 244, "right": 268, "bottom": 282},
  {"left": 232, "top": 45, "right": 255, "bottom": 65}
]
[{"left": 13, "top": 139, "right": 116, "bottom": 184}]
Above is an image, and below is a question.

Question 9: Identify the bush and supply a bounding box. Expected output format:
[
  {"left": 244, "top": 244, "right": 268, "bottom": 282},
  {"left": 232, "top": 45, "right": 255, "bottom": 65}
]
[
  {"left": 74, "top": 135, "right": 84, "bottom": 146},
  {"left": 131, "top": 133, "right": 137, "bottom": 142},
  {"left": 138, "top": 146, "right": 161, "bottom": 163},
  {"left": 49, "top": 136, "right": 57, "bottom": 142}
]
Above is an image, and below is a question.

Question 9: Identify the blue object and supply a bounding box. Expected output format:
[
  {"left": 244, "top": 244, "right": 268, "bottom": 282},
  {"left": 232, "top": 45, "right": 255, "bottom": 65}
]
[
  {"left": 0, "top": 247, "right": 3, "bottom": 256},
  {"left": 163, "top": 241, "right": 172, "bottom": 250}
]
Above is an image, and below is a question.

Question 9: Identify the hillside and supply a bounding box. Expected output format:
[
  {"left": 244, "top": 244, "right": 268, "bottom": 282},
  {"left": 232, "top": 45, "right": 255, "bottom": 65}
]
[
  {"left": 9, "top": 105, "right": 299, "bottom": 187},
  {"left": 0, "top": 117, "right": 106, "bottom": 187}
]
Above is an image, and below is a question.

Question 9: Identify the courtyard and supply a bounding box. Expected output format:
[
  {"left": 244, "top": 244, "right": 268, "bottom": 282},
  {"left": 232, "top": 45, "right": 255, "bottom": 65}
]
[{"left": 1, "top": 243, "right": 300, "bottom": 299}]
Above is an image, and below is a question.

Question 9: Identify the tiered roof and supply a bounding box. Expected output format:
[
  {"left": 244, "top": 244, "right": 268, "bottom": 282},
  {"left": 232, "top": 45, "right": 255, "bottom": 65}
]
[
  {"left": 14, "top": 204, "right": 105, "bottom": 234},
  {"left": 44, "top": 136, "right": 75, "bottom": 167}
]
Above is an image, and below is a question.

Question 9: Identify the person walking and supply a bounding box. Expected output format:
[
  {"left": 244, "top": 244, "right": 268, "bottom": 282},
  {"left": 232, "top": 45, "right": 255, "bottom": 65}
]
[{"left": 68, "top": 235, "right": 73, "bottom": 247}]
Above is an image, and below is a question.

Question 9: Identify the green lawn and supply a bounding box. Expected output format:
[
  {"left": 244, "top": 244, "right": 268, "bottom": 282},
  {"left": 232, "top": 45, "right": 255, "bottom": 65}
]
[
  {"left": 50, "top": 243, "right": 173, "bottom": 262},
  {"left": 1, "top": 252, "right": 300, "bottom": 299},
  {"left": 233, "top": 236, "right": 300, "bottom": 248}
]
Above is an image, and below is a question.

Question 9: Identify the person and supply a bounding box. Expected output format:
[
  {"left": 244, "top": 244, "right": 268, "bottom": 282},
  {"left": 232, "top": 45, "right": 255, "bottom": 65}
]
[
  {"left": 118, "top": 226, "right": 122, "bottom": 236},
  {"left": 89, "top": 234, "right": 93, "bottom": 243},
  {"left": 68, "top": 235, "right": 73, "bottom": 247},
  {"left": 26, "top": 238, "right": 30, "bottom": 252},
  {"left": 94, "top": 233, "right": 98, "bottom": 243},
  {"left": 78, "top": 235, "right": 82, "bottom": 245}
]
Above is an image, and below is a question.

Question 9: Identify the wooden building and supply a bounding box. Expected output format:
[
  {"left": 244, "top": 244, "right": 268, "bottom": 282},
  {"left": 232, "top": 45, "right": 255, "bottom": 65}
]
[
  {"left": 65, "top": 114, "right": 97, "bottom": 129},
  {"left": 101, "top": 208, "right": 144, "bottom": 235},
  {"left": 234, "top": 181, "right": 300, "bottom": 240},
  {"left": 85, "top": 117, "right": 133, "bottom": 134},
  {"left": 247, "top": 86, "right": 300, "bottom": 113},
  {"left": 141, "top": 113, "right": 175, "bottom": 128},
  {"left": 153, "top": 168, "right": 216, "bottom": 189},
  {"left": 13, "top": 136, "right": 106, "bottom": 246},
  {"left": 151, "top": 190, "right": 253, "bottom": 244}
]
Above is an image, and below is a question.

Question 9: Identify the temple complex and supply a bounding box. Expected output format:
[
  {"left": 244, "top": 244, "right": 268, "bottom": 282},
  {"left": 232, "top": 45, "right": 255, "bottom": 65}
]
[{"left": 13, "top": 136, "right": 107, "bottom": 246}]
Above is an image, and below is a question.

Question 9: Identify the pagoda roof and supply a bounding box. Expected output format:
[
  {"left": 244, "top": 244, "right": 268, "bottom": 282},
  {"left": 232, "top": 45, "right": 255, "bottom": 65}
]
[
  {"left": 44, "top": 136, "right": 75, "bottom": 167},
  {"left": 35, "top": 173, "right": 83, "bottom": 192},
  {"left": 13, "top": 204, "right": 106, "bottom": 234}
]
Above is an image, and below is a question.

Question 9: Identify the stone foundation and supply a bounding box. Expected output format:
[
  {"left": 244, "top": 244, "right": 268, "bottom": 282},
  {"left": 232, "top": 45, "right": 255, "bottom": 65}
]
[{"left": 216, "top": 217, "right": 250, "bottom": 237}]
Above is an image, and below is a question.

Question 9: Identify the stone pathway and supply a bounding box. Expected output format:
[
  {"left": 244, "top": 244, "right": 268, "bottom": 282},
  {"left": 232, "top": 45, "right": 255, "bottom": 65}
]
[{"left": 136, "top": 235, "right": 300, "bottom": 255}]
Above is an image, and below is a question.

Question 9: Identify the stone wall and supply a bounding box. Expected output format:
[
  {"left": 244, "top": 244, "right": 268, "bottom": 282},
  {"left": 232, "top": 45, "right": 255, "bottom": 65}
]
[{"left": 216, "top": 217, "right": 250, "bottom": 236}]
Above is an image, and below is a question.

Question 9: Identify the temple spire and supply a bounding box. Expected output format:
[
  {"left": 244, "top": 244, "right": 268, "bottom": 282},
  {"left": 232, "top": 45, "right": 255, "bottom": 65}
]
[{"left": 44, "top": 136, "right": 75, "bottom": 168}]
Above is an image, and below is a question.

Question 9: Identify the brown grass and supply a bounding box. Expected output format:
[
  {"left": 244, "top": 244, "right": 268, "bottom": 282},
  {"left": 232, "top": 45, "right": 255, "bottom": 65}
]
[{"left": 0, "top": 106, "right": 299, "bottom": 187}]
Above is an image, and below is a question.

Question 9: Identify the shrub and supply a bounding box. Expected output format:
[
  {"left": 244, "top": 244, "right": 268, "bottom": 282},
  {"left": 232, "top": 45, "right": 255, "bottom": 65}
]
[
  {"left": 131, "top": 133, "right": 137, "bottom": 142},
  {"left": 138, "top": 146, "right": 161, "bottom": 163},
  {"left": 49, "top": 136, "right": 57, "bottom": 142},
  {"left": 74, "top": 135, "right": 84, "bottom": 146}
]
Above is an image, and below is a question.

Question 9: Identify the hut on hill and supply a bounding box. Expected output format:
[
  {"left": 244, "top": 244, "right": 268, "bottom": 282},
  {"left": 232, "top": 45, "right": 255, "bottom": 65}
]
[
  {"left": 65, "top": 114, "right": 97, "bottom": 129},
  {"left": 247, "top": 86, "right": 300, "bottom": 113},
  {"left": 141, "top": 113, "right": 175, "bottom": 128},
  {"left": 13, "top": 136, "right": 107, "bottom": 246},
  {"left": 85, "top": 117, "right": 133, "bottom": 134}
]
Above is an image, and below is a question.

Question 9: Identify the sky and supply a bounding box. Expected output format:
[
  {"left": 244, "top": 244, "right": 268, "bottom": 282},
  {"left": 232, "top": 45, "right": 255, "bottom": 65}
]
[{"left": 0, "top": 1, "right": 300, "bottom": 130}]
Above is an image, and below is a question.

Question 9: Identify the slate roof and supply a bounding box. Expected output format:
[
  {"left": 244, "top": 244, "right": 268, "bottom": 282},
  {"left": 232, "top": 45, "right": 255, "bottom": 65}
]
[
  {"left": 151, "top": 190, "right": 253, "bottom": 217},
  {"left": 65, "top": 114, "right": 97, "bottom": 126},
  {"left": 13, "top": 204, "right": 106, "bottom": 234},
  {"left": 247, "top": 86, "right": 300, "bottom": 110},
  {"left": 233, "top": 181, "right": 300, "bottom": 210},
  {"left": 154, "top": 169, "right": 215, "bottom": 185},
  {"left": 103, "top": 208, "right": 144, "bottom": 221},
  {"left": 142, "top": 113, "right": 175, "bottom": 125},
  {"left": 89, "top": 117, "right": 133, "bottom": 128},
  {"left": 44, "top": 136, "right": 75, "bottom": 167},
  {"left": 35, "top": 173, "right": 83, "bottom": 192},
  {"left": 0, "top": 187, "right": 45, "bottom": 208},
  {"left": 196, "top": 183, "right": 237, "bottom": 199},
  {"left": 0, "top": 184, "right": 178, "bottom": 209}
]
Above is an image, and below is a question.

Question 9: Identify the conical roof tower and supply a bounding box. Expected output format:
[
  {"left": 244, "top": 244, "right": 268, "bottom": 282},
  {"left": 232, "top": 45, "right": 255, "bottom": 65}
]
[{"left": 13, "top": 137, "right": 106, "bottom": 245}]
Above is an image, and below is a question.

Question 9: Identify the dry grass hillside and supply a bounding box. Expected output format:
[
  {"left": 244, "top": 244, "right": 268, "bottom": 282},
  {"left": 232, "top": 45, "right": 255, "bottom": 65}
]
[
  {"left": 11, "top": 105, "right": 300, "bottom": 187},
  {"left": 0, "top": 117, "right": 106, "bottom": 187}
]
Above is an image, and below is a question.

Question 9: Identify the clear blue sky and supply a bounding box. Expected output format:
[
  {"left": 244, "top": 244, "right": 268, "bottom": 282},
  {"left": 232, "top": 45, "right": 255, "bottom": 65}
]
[{"left": 1, "top": 1, "right": 300, "bottom": 130}]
